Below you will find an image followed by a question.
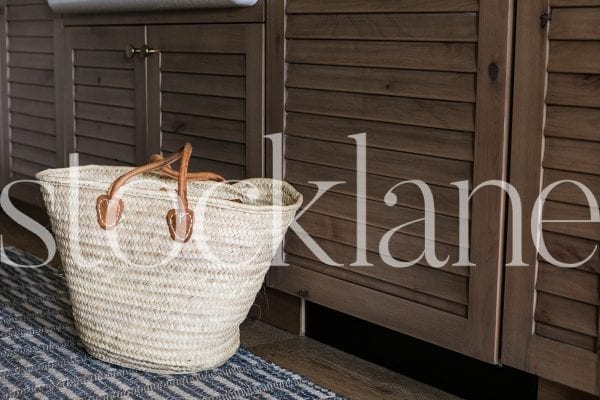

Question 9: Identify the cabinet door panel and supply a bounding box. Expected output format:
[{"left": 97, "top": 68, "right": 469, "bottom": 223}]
[
  {"left": 1, "top": 0, "right": 56, "bottom": 188},
  {"left": 147, "top": 24, "right": 264, "bottom": 180},
  {"left": 270, "top": 0, "right": 514, "bottom": 364},
  {"left": 63, "top": 26, "right": 147, "bottom": 166},
  {"left": 502, "top": 0, "right": 600, "bottom": 395}
]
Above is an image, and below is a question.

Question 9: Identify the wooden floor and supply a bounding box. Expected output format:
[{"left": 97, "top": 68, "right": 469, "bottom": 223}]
[
  {"left": 240, "top": 320, "right": 460, "bottom": 399},
  {"left": 0, "top": 200, "right": 459, "bottom": 399}
]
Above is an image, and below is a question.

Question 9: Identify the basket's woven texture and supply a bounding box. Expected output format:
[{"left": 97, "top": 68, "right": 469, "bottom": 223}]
[
  {"left": 0, "top": 247, "right": 342, "bottom": 399},
  {"left": 36, "top": 166, "right": 302, "bottom": 374}
]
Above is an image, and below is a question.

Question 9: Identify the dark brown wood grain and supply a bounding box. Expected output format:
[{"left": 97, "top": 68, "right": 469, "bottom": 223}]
[
  {"left": 249, "top": 286, "right": 304, "bottom": 335},
  {"left": 285, "top": 135, "right": 473, "bottom": 187},
  {"left": 551, "top": 0, "right": 600, "bottom": 5},
  {"left": 286, "top": 112, "right": 474, "bottom": 161},
  {"left": 535, "top": 293, "right": 597, "bottom": 337},
  {"left": 161, "top": 53, "right": 245, "bottom": 76},
  {"left": 161, "top": 93, "right": 246, "bottom": 121},
  {"left": 542, "top": 200, "right": 600, "bottom": 241},
  {"left": 161, "top": 73, "right": 246, "bottom": 99},
  {"left": 286, "top": 40, "right": 478, "bottom": 73},
  {"left": 161, "top": 112, "right": 245, "bottom": 144},
  {"left": 286, "top": 64, "right": 477, "bottom": 103},
  {"left": 285, "top": 252, "right": 468, "bottom": 317},
  {"left": 73, "top": 50, "right": 132, "bottom": 70},
  {"left": 75, "top": 102, "right": 136, "bottom": 127},
  {"left": 8, "top": 37, "right": 53, "bottom": 53},
  {"left": 546, "top": 73, "right": 600, "bottom": 108},
  {"left": 74, "top": 85, "right": 135, "bottom": 108},
  {"left": 545, "top": 105, "right": 600, "bottom": 141},
  {"left": 550, "top": 7, "right": 600, "bottom": 40},
  {"left": 6, "top": 4, "right": 52, "bottom": 21},
  {"left": 162, "top": 133, "right": 245, "bottom": 166},
  {"left": 286, "top": 13, "right": 478, "bottom": 42},
  {"left": 285, "top": 234, "right": 468, "bottom": 305},
  {"left": 537, "top": 262, "right": 599, "bottom": 306},
  {"left": 535, "top": 323, "right": 597, "bottom": 352},
  {"left": 12, "top": 129, "right": 55, "bottom": 150},
  {"left": 11, "top": 113, "right": 54, "bottom": 135},
  {"left": 538, "top": 379, "right": 599, "bottom": 400},
  {"left": 286, "top": 88, "right": 476, "bottom": 132},
  {"left": 76, "top": 119, "right": 136, "bottom": 146},
  {"left": 544, "top": 137, "right": 600, "bottom": 175},
  {"left": 10, "top": 67, "right": 54, "bottom": 86},
  {"left": 8, "top": 21, "right": 53, "bottom": 37},
  {"left": 74, "top": 67, "right": 135, "bottom": 89},
  {"left": 286, "top": 0, "right": 479, "bottom": 13},
  {"left": 539, "top": 231, "right": 600, "bottom": 274},
  {"left": 549, "top": 41, "right": 600, "bottom": 74},
  {"left": 76, "top": 137, "right": 136, "bottom": 165}
]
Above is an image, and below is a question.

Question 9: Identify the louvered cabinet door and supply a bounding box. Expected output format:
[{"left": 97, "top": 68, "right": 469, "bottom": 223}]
[
  {"left": 63, "top": 26, "right": 147, "bottom": 166},
  {"left": 503, "top": 0, "right": 600, "bottom": 395},
  {"left": 146, "top": 24, "right": 264, "bottom": 180},
  {"left": 267, "top": 0, "right": 513, "bottom": 363},
  {"left": 3, "top": 0, "right": 57, "bottom": 183}
]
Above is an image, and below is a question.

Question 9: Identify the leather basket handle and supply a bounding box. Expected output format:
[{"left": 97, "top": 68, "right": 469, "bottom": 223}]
[
  {"left": 96, "top": 143, "right": 222, "bottom": 243},
  {"left": 149, "top": 154, "right": 225, "bottom": 182}
]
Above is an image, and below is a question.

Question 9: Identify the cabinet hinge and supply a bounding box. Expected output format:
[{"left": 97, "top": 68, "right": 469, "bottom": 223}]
[
  {"left": 488, "top": 63, "right": 500, "bottom": 81},
  {"left": 540, "top": 12, "right": 552, "bottom": 29}
]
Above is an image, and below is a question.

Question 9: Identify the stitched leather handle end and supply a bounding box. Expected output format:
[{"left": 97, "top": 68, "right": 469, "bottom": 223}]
[
  {"left": 166, "top": 208, "right": 194, "bottom": 243},
  {"left": 97, "top": 195, "right": 125, "bottom": 230}
]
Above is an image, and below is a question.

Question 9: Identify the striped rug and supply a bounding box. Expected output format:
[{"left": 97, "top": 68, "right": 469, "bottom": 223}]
[{"left": 0, "top": 247, "right": 342, "bottom": 399}]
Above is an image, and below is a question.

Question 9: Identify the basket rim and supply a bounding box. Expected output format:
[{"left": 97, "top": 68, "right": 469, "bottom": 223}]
[{"left": 36, "top": 165, "right": 303, "bottom": 214}]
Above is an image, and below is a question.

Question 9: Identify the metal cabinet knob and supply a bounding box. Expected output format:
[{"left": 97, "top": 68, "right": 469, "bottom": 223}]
[
  {"left": 140, "top": 44, "right": 159, "bottom": 58},
  {"left": 126, "top": 44, "right": 159, "bottom": 59},
  {"left": 125, "top": 44, "right": 140, "bottom": 59}
]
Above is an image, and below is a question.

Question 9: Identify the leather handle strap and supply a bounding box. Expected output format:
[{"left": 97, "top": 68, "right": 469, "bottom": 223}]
[
  {"left": 149, "top": 154, "right": 225, "bottom": 182},
  {"left": 96, "top": 143, "right": 214, "bottom": 243}
]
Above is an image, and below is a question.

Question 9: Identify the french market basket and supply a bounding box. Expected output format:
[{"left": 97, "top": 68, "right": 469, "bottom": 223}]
[{"left": 36, "top": 143, "right": 303, "bottom": 374}]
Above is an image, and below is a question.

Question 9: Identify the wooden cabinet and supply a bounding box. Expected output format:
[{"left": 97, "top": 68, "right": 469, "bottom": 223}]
[
  {"left": 503, "top": 0, "right": 600, "bottom": 396},
  {"left": 61, "top": 23, "right": 264, "bottom": 179},
  {"left": 267, "top": 0, "right": 514, "bottom": 364}
]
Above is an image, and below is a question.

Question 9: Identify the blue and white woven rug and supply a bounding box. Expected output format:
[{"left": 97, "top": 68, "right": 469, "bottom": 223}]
[{"left": 0, "top": 247, "right": 342, "bottom": 400}]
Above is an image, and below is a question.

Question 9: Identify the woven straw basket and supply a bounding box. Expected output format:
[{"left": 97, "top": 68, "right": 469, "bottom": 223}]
[{"left": 36, "top": 144, "right": 302, "bottom": 373}]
